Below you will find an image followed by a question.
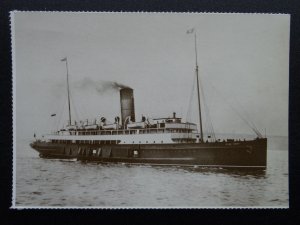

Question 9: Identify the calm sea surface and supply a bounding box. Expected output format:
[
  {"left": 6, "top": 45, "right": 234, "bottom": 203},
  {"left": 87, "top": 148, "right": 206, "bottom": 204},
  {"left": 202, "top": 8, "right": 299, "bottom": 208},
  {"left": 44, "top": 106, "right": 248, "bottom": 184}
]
[{"left": 15, "top": 137, "right": 288, "bottom": 208}]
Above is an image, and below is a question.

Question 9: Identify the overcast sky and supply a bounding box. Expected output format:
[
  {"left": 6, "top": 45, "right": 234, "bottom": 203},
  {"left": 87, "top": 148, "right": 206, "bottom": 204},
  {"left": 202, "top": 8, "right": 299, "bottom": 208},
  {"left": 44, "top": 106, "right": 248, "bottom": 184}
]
[{"left": 12, "top": 12, "right": 290, "bottom": 140}]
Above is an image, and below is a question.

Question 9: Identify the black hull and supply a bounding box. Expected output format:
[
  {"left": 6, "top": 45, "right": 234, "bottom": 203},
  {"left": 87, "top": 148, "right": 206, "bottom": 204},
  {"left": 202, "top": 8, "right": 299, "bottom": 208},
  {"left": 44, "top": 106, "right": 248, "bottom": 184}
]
[{"left": 30, "top": 138, "right": 267, "bottom": 168}]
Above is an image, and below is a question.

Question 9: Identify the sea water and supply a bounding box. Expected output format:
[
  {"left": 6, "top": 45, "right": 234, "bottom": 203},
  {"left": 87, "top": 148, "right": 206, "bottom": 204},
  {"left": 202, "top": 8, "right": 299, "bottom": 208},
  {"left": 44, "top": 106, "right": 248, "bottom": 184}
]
[{"left": 14, "top": 136, "right": 288, "bottom": 208}]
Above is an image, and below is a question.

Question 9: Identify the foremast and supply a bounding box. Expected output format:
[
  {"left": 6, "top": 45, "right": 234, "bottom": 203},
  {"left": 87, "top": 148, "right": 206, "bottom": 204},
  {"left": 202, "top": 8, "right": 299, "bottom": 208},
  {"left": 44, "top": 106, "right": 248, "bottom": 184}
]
[{"left": 61, "top": 57, "right": 72, "bottom": 126}]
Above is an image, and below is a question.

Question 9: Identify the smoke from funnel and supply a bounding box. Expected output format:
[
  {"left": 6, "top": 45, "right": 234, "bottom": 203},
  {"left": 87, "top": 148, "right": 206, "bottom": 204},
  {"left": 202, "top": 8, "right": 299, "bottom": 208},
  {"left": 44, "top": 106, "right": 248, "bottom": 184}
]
[{"left": 75, "top": 78, "right": 130, "bottom": 93}]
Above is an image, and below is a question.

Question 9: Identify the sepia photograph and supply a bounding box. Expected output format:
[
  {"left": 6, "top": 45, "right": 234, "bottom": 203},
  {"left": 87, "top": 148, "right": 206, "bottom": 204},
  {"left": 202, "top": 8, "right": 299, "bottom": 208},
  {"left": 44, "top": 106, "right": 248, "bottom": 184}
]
[{"left": 11, "top": 12, "right": 289, "bottom": 208}]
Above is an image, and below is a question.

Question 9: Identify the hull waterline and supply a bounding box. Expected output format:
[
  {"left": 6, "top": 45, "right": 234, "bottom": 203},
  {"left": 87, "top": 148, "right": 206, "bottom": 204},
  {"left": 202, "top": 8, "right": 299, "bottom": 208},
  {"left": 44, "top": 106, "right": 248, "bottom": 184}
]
[{"left": 30, "top": 138, "right": 267, "bottom": 169}]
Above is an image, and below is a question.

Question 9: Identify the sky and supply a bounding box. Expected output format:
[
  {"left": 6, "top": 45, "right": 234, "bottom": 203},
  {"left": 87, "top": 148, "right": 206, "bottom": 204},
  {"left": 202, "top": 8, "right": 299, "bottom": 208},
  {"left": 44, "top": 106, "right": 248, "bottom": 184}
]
[{"left": 12, "top": 12, "right": 290, "bottom": 141}]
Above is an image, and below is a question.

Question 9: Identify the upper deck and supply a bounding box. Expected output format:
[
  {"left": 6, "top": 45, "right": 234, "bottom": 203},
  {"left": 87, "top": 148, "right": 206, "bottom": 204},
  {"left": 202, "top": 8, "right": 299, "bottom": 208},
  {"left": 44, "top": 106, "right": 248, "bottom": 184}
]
[
  {"left": 44, "top": 119, "right": 198, "bottom": 144},
  {"left": 43, "top": 112, "right": 199, "bottom": 144},
  {"left": 56, "top": 122, "right": 197, "bottom": 136}
]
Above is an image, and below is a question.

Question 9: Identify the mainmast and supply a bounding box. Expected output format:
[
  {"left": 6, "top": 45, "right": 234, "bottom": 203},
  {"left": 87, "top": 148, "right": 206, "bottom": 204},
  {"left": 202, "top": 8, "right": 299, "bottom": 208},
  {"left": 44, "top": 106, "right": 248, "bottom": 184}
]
[
  {"left": 188, "top": 28, "right": 204, "bottom": 142},
  {"left": 61, "top": 57, "right": 72, "bottom": 125}
]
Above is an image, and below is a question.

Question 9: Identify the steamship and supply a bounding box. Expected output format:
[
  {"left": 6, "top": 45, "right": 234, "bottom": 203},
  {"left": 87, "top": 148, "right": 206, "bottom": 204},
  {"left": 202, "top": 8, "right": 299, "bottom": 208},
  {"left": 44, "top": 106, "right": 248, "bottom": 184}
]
[{"left": 30, "top": 30, "right": 267, "bottom": 169}]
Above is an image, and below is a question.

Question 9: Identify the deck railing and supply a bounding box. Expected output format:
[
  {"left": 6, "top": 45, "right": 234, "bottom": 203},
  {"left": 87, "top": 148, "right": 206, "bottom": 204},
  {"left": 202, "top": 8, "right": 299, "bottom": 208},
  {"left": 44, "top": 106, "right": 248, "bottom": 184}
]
[{"left": 52, "top": 127, "right": 198, "bottom": 136}]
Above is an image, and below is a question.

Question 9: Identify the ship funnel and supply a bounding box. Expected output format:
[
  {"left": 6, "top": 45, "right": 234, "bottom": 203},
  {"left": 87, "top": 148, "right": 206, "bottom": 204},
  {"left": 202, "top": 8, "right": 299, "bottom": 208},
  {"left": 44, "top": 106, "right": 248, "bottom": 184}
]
[{"left": 120, "top": 88, "right": 135, "bottom": 126}]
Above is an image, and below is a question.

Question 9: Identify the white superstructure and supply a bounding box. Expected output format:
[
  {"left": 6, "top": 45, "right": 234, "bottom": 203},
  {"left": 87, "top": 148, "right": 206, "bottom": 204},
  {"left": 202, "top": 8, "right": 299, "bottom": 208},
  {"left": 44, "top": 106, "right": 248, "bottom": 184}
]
[{"left": 45, "top": 118, "right": 199, "bottom": 144}]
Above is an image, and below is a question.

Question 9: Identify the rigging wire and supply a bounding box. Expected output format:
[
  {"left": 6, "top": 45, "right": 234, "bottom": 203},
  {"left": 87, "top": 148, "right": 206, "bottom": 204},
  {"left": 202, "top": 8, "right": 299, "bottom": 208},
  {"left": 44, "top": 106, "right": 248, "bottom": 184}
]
[
  {"left": 55, "top": 97, "right": 67, "bottom": 131},
  {"left": 229, "top": 97, "right": 263, "bottom": 137},
  {"left": 186, "top": 72, "right": 196, "bottom": 123},
  {"left": 199, "top": 78, "right": 216, "bottom": 141},
  {"left": 69, "top": 90, "right": 80, "bottom": 124},
  {"left": 50, "top": 93, "right": 66, "bottom": 132},
  {"left": 68, "top": 79, "right": 97, "bottom": 126},
  {"left": 185, "top": 71, "right": 216, "bottom": 141},
  {"left": 205, "top": 78, "right": 263, "bottom": 138},
  {"left": 185, "top": 72, "right": 197, "bottom": 139}
]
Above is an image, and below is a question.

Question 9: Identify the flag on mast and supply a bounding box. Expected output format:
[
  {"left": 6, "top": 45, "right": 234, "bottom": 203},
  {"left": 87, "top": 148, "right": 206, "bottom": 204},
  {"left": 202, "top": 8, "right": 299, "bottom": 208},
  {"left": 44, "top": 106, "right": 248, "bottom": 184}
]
[
  {"left": 61, "top": 57, "right": 67, "bottom": 62},
  {"left": 186, "top": 28, "right": 194, "bottom": 34}
]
